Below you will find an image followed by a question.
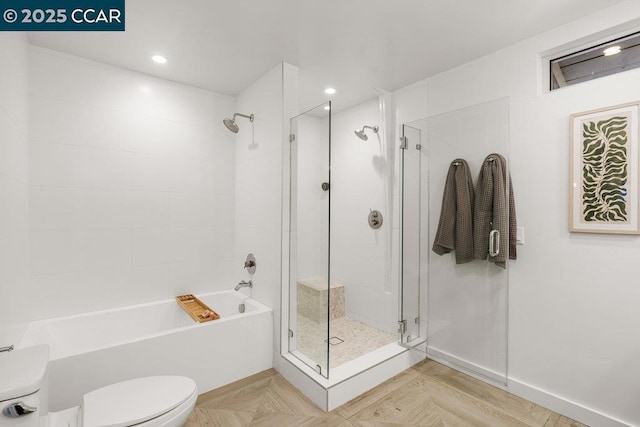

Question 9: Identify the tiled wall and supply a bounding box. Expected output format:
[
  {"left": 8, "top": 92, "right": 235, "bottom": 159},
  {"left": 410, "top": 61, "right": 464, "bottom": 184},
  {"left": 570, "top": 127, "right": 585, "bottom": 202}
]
[
  {"left": 329, "top": 99, "right": 397, "bottom": 333},
  {"left": 28, "top": 48, "right": 237, "bottom": 319},
  {"left": 286, "top": 86, "right": 429, "bottom": 340},
  {"left": 234, "top": 63, "right": 289, "bottom": 368},
  {"left": 291, "top": 115, "right": 326, "bottom": 281},
  {"left": 0, "top": 33, "right": 29, "bottom": 345}
]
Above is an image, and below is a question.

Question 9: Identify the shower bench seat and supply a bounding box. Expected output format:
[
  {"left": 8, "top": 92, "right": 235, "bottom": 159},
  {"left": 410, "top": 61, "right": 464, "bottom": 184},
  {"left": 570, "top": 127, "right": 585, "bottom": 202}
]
[{"left": 297, "top": 276, "right": 345, "bottom": 322}]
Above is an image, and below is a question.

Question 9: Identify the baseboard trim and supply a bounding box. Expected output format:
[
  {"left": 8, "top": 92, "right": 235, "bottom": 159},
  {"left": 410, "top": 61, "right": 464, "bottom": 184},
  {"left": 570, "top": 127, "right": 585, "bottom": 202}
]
[
  {"left": 426, "top": 346, "right": 633, "bottom": 426},
  {"left": 426, "top": 347, "right": 507, "bottom": 387},
  {"left": 507, "top": 378, "right": 632, "bottom": 427},
  {"left": 277, "top": 347, "right": 634, "bottom": 425}
]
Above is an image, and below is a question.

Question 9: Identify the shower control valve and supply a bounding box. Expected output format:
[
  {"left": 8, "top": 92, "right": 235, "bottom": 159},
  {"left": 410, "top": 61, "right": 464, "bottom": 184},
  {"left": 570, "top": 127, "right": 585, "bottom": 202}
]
[
  {"left": 368, "top": 209, "right": 383, "bottom": 229},
  {"left": 244, "top": 253, "right": 256, "bottom": 274}
]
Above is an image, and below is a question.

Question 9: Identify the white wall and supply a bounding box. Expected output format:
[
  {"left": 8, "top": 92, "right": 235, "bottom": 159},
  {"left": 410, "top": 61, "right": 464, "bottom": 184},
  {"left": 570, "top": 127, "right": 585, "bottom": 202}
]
[
  {"left": 0, "top": 33, "right": 29, "bottom": 345},
  {"left": 234, "top": 63, "right": 298, "bottom": 364},
  {"left": 292, "top": 115, "right": 325, "bottom": 281},
  {"left": 328, "top": 98, "right": 397, "bottom": 333},
  {"left": 419, "top": 2, "right": 640, "bottom": 425},
  {"left": 392, "top": 81, "right": 429, "bottom": 344},
  {"left": 286, "top": 85, "right": 430, "bottom": 340},
  {"left": 28, "top": 48, "right": 236, "bottom": 320},
  {"left": 411, "top": 99, "right": 510, "bottom": 380}
]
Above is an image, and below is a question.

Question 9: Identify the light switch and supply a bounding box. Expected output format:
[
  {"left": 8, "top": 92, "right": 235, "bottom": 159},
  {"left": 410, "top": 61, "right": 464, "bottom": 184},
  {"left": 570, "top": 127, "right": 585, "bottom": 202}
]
[{"left": 516, "top": 227, "right": 525, "bottom": 245}]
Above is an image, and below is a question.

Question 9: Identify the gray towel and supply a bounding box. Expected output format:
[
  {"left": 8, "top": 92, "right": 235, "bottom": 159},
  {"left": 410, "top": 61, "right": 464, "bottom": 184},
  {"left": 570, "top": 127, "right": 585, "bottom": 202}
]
[
  {"left": 433, "top": 159, "right": 475, "bottom": 264},
  {"left": 473, "top": 153, "right": 517, "bottom": 269}
]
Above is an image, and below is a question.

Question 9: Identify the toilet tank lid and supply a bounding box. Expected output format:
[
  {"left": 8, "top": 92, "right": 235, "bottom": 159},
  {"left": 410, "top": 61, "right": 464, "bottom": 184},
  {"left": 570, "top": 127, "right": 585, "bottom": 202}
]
[
  {"left": 0, "top": 345, "right": 49, "bottom": 402},
  {"left": 83, "top": 376, "right": 197, "bottom": 427}
]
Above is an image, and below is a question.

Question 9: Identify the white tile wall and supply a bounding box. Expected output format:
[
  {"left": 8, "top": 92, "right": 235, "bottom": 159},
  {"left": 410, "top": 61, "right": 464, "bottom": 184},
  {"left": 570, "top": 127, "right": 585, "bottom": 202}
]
[
  {"left": 234, "top": 63, "right": 289, "bottom": 362},
  {"left": 28, "top": 48, "right": 236, "bottom": 320},
  {"left": 0, "top": 33, "right": 29, "bottom": 345},
  {"left": 0, "top": 34, "right": 29, "bottom": 133},
  {"left": 276, "top": 63, "right": 300, "bottom": 369},
  {"left": 0, "top": 113, "right": 29, "bottom": 183},
  {"left": 326, "top": 98, "right": 398, "bottom": 333},
  {"left": 291, "top": 115, "right": 325, "bottom": 280}
]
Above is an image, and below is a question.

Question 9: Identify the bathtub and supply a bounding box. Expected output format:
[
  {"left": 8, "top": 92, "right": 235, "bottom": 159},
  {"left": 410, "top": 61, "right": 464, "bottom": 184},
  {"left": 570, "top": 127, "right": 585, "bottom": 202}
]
[{"left": 19, "top": 290, "right": 273, "bottom": 411}]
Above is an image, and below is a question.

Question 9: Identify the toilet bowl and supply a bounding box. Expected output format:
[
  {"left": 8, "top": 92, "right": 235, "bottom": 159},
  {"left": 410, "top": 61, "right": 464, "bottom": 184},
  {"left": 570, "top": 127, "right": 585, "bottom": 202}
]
[{"left": 0, "top": 345, "right": 197, "bottom": 427}]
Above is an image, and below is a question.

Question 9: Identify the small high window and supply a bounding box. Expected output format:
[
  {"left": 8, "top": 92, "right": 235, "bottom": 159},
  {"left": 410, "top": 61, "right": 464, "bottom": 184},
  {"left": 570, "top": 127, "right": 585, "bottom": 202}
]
[{"left": 550, "top": 31, "right": 640, "bottom": 90}]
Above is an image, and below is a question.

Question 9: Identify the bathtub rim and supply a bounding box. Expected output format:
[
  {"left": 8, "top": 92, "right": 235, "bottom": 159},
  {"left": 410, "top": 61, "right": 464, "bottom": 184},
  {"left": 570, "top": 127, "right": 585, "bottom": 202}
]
[{"left": 18, "top": 289, "right": 271, "bottom": 360}]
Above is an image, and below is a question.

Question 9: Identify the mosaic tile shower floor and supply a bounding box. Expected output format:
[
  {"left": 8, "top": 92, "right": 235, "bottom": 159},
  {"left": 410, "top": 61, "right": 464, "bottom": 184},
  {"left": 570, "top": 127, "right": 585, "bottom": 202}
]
[{"left": 295, "top": 314, "right": 397, "bottom": 368}]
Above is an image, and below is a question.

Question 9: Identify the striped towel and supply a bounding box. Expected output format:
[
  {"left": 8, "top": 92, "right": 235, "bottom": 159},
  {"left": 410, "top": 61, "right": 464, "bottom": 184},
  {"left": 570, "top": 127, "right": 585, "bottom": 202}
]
[
  {"left": 432, "top": 159, "right": 475, "bottom": 264},
  {"left": 473, "top": 153, "right": 517, "bottom": 268}
]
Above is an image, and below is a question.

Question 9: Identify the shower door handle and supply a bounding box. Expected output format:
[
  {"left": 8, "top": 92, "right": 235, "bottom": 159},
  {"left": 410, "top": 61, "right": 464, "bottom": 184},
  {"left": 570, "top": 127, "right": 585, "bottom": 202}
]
[{"left": 489, "top": 230, "right": 500, "bottom": 257}]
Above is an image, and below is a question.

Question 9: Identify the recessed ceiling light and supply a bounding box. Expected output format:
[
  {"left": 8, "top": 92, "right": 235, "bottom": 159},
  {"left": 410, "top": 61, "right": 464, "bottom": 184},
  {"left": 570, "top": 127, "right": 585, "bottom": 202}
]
[
  {"left": 152, "top": 55, "right": 168, "bottom": 64},
  {"left": 324, "top": 87, "right": 336, "bottom": 95},
  {"left": 603, "top": 46, "right": 622, "bottom": 56},
  {"left": 324, "top": 105, "right": 331, "bottom": 111}
]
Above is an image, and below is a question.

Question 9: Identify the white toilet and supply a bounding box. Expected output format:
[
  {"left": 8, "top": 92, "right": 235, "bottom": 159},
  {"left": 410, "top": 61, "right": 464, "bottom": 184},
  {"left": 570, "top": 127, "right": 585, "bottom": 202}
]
[{"left": 0, "top": 345, "right": 197, "bottom": 427}]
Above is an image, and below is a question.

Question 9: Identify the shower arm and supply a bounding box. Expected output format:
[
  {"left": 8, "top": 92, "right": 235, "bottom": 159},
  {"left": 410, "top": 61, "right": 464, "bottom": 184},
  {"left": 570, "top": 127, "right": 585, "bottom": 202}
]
[
  {"left": 363, "top": 125, "right": 379, "bottom": 133},
  {"left": 233, "top": 113, "right": 254, "bottom": 122}
]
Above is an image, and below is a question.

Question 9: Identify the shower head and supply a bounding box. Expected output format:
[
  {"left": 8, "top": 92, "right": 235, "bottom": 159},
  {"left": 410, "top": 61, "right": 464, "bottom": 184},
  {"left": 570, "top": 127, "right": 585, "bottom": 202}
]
[
  {"left": 223, "top": 118, "right": 239, "bottom": 133},
  {"left": 223, "top": 113, "right": 254, "bottom": 133},
  {"left": 354, "top": 129, "right": 368, "bottom": 141},
  {"left": 354, "top": 125, "right": 379, "bottom": 141}
]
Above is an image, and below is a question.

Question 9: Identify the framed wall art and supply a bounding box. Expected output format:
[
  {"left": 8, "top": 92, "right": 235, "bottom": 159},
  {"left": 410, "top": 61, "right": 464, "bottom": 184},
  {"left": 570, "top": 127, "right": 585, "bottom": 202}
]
[{"left": 570, "top": 101, "right": 640, "bottom": 234}]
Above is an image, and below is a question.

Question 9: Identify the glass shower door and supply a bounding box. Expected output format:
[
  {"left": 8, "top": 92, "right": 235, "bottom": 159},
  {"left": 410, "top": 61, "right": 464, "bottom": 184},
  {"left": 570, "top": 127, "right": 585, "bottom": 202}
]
[
  {"left": 288, "top": 102, "right": 331, "bottom": 378},
  {"left": 399, "top": 124, "right": 426, "bottom": 349},
  {"left": 400, "top": 98, "right": 510, "bottom": 385}
]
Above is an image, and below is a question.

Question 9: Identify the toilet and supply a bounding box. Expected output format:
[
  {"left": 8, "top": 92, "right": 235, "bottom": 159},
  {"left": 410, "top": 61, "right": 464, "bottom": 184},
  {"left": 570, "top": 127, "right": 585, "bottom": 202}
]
[{"left": 0, "top": 345, "right": 197, "bottom": 427}]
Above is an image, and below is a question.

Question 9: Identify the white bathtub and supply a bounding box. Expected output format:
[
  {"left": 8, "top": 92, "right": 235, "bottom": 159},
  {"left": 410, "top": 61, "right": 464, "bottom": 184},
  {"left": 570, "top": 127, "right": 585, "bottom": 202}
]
[{"left": 19, "top": 290, "right": 273, "bottom": 411}]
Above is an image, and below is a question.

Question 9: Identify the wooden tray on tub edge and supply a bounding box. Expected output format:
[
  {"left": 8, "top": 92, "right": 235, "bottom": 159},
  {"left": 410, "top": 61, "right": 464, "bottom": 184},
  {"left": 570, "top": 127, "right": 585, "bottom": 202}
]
[{"left": 176, "top": 294, "right": 220, "bottom": 323}]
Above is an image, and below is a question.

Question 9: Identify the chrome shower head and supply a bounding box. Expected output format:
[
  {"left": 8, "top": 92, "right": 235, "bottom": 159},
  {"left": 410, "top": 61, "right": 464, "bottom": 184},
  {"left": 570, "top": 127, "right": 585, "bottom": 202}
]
[
  {"left": 223, "top": 118, "right": 239, "bottom": 133},
  {"left": 223, "top": 113, "right": 254, "bottom": 133},
  {"left": 354, "top": 129, "right": 368, "bottom": 141},
  {"left": 354, "top": 125, "right": 379, "bottom": 141}
]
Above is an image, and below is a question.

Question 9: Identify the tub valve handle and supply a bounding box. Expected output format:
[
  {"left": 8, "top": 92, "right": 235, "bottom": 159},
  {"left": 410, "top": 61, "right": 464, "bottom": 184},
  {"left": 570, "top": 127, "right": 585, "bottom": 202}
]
[{"left": 244, "top": 253, "right": 256, "bottom": 274}]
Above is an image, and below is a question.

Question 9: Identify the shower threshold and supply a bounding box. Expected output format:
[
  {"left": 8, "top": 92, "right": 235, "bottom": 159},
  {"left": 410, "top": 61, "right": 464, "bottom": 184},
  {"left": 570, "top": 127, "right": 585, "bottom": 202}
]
[
  {"left": 282, "top": 341, "right": 416, "bottom": 410},
  {"left": 287, "top": 340, "right": 408, "bottom": 386}
]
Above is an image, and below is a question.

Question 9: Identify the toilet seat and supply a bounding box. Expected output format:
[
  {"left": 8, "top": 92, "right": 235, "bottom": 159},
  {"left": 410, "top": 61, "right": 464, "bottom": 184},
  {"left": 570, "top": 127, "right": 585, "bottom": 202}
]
[{"left": 82, "top": 376, "right": 197, "bottom": 427}]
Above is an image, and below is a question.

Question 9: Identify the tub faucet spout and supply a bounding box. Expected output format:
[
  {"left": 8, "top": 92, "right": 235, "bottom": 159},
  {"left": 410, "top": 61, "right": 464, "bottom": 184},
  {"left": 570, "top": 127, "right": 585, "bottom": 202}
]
[{"left": 235, "top": 280, "right": 253, "bottom": 291}]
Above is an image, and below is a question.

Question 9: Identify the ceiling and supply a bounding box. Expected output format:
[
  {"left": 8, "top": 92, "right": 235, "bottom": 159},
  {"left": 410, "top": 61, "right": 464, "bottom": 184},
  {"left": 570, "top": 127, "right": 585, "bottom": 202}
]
[{"left": 29, "top": 0, "right": 625, "bottom": 111}]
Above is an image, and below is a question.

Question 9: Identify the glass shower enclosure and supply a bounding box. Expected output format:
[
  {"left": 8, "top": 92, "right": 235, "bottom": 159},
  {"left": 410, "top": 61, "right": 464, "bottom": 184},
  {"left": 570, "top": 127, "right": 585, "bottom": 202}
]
[
  {"left": 399, "top": 98, "right": 511, "bottom": 385},
  {"left": 287, "top": 101, "right": 331, "bottom": 377},
  {"left": 286, "top": 96, "right": 399, "bottom": 380}
]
